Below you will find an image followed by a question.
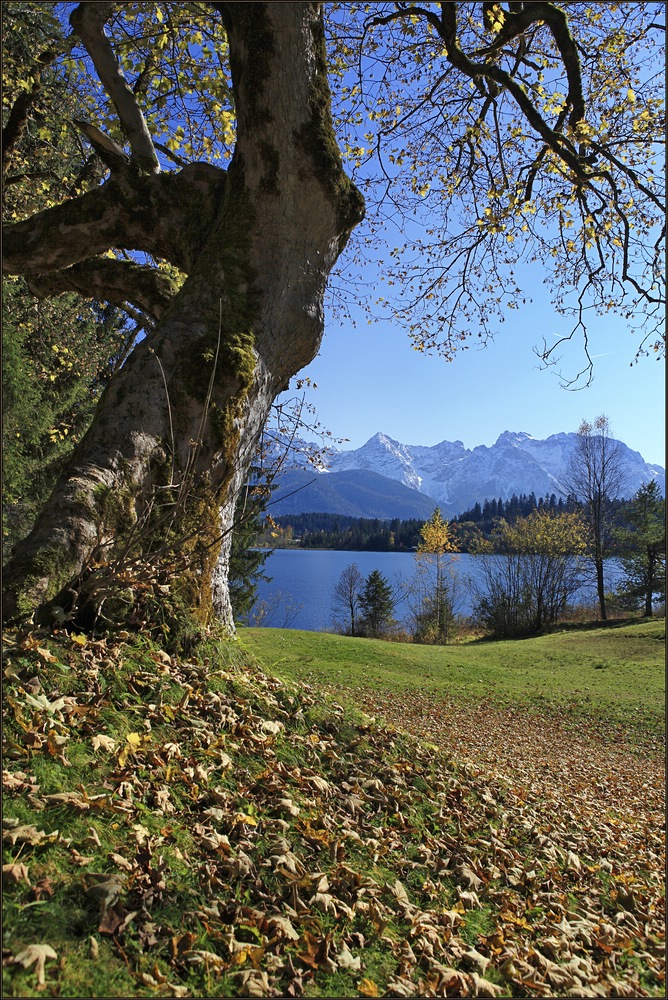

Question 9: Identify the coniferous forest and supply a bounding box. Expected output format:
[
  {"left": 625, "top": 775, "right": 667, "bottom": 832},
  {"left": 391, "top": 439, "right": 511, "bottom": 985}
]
[{"left": 256, "top": 492, "right": 636, "bottom": 554}]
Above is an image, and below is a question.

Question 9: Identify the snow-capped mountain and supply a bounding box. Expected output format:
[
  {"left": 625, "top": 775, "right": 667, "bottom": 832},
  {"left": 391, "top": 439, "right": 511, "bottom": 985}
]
[{"left": 323, "top": 430, "right": 665, "bottom": 517}]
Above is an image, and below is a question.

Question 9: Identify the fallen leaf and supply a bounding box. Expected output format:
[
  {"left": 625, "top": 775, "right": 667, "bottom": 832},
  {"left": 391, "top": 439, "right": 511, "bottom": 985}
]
[
  {"left": 3, "top": 824, "right": 57, "bottom": 846},
  {"left": 91, "top": 734, "right": 116, "bottom": 753},
  {"left": 31, "top": 876, "right": 55, "bottom": 900},
  {"left": 337, "top": 944, "right": 362, "bottom": 970},
  {"left": 470, "top": 971, "right": 504, "bottom": 997},
  {"left": 12, "top": 944, "right": 57, "bottom": 987},
  {"left": 2, "top": 862, "right": 30, "bottom": 883},
  {"left": 85, "top": 875, "right": 125, "bottom": 914}
]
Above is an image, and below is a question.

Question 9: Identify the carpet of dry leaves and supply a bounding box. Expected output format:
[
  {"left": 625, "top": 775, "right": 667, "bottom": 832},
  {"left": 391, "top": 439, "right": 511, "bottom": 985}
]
[{"left": 2, "top": 629, "right": 665, "bottom": 998}]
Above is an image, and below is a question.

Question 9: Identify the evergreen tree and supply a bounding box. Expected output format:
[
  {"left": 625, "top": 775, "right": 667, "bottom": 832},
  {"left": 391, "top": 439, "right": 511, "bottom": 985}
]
[
  {"left": 359, "top": 570, "right": 396, "bottom": 639},
  {"left": 2, "top": 3, "right": 130, "bottom": 552},
  {"left": 228, "top": 483, "right": 273, "bottom": 622},
  {"left": 615, "top": 480, "right": 666, "bottom": 616}
]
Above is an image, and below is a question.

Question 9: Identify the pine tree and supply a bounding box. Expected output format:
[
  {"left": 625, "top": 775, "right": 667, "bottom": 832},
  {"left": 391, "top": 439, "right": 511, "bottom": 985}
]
[
  {"left": 615, "top": 480, "right": 666, "bottom": 616},
  {"left": 359, "top": 570, "right": 396, "bottom": 639},
  {"left": 228, "top": 483, "right": 273, "bottom": 622}
]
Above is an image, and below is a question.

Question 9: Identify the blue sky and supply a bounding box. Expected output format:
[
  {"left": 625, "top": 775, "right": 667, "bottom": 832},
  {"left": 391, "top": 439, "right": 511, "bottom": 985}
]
[{"left": 290, "top": 290, "right": 665, "bottom": 467}]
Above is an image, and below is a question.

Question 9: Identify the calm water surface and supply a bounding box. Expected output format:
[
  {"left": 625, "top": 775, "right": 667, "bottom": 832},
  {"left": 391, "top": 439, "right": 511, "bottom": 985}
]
[{"left": 249, "top": 550, "right": 617, "bottom": 632}]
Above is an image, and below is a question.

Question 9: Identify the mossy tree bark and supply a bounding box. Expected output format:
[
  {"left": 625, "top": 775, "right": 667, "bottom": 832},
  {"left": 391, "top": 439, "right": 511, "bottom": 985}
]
[{"left": 2, "top": 2, "right": 364, "bottom": 629}]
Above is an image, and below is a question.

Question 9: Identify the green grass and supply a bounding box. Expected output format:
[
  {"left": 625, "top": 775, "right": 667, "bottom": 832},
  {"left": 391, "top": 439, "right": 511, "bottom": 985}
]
[{"left": 239, "top": 618, "right": 665, "bottom": 740}]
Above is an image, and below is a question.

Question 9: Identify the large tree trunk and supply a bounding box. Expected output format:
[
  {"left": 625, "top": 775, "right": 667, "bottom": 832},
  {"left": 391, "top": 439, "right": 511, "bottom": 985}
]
[{"left": 2, "top": 3, "right": 364, "bottom": 629}]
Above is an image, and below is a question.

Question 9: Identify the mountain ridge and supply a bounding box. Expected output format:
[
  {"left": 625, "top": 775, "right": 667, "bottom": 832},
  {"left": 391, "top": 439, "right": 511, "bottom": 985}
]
[{"left": 269, "top": 429, "right": 664, "bottom": 519}]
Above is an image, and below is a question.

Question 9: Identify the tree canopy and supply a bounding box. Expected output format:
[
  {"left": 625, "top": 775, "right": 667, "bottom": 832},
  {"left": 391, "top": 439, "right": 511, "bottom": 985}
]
[{"left": 328, "top": 1, "right": 665, "bottom": 381}]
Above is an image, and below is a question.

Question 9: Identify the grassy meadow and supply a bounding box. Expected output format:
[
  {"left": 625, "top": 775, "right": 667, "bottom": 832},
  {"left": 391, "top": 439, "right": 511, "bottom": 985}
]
[
  {"left": 2, "top": 619, "right": 665, "bottom": 997},
  {"left": 240, "top": 618, "right": 666, "bottom": 744}
]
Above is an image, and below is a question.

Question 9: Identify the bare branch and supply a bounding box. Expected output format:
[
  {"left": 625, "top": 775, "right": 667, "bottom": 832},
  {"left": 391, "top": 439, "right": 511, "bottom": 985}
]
[
  {"left": 72, "top": 119, "right": 130, "bottom": 172},
  {"left": 70, "top": 1, "right": 160, "bottom": 173}
]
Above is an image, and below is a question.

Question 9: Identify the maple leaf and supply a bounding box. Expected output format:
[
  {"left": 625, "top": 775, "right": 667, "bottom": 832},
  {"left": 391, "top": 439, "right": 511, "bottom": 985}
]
[
  {"left": 336, "top": 944, "right": 362, "bottom": 971},
  {"left": 23, "top": 692, "right": 67, "bottom": 716},
  {"left": 462, "top": 947, "right": 491, "bottom": 976},
  {"left": 11, "top": 944, "right": 57, "bottom": 988},
  {"left": 91, "top": 733, "right": 117, "bottom": 753},
  {"left": 2, "top": 862, "right": 30, "bottom": 884},
  {"left": 266, "top": 915, "right": 300, "bottom": 942},
  {"left": 3, "top": 824, "right": 57, "bottom": 846},
  {"left": 84, "top": 874, "right": 125, "bottom": 920}
]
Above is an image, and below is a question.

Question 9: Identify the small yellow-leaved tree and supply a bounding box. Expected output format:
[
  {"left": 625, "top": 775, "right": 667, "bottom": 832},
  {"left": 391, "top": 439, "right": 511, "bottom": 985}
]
[{"left": 411, "top": 508, "right": 459, "bottom": 644}]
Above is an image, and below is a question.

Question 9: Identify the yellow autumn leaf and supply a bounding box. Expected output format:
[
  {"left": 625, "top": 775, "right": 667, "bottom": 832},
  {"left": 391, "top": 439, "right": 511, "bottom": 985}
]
[
  {"left": 70, "top": 634, "right": 87, "bottom": 646},
  {"left": 117, "top": 731, "right": 148, "bottom": 767},
  {"left": 358, "top": 979, "right": 380, "bottom": 997},
  {"left": 233, "top": 812, "right": 258, "bottom": 826}
]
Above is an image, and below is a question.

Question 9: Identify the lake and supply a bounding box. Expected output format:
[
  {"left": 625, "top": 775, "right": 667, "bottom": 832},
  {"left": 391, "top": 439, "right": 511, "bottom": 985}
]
[{"left": 248, "top": 549, "right": 619, "bottom": 631}]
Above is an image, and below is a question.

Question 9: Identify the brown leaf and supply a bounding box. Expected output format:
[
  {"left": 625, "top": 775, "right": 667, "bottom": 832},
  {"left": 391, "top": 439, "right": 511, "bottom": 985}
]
[
  {"left": 31, "top": 876, "right": 55, "bottom": 901},
  {"left": 3, "top": 824, "right": 57, "bottom": 846},
  {"left": 3, "top": 863, "right": 30, "bottom": 884},
  {"left": 98, "top": 902, "right": 126, "bottom": 936},
  {"left": 470, "top": 972, "right": 504, "bottom": 997},
  {"left": 43, "top": 790, "right": 87, "bottom": 811},
  {"left": 109, "top": 852, "right": 135, "bottom": 872},
  {"left": 462, "top": 947, "right": 491, "bottom": 976},
  {"left": 91, "top": 734, "right": 116, "bottom": 753}
]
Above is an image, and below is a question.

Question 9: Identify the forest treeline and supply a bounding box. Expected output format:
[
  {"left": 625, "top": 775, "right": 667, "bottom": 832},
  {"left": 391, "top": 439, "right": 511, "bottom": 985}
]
[{"left": 256, "top": 492, "right": 648, "bottom": 555}]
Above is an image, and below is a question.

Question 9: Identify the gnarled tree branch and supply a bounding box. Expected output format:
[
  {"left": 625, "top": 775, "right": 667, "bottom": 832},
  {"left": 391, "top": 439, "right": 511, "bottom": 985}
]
[
  {"left": 2, "top": 162, "right": 226, "bottom": 277},
  {"left": 25, "top": 258, "right": 178, "bottom": 322}
]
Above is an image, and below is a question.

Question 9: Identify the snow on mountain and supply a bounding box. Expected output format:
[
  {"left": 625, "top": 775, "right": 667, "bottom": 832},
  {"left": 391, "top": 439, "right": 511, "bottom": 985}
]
[
  {"left": 328, "top": 432, "right": 425, "bottom": 491},
  {"left": 324, "top": 430, "right": 665, "bottom": 516}
]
